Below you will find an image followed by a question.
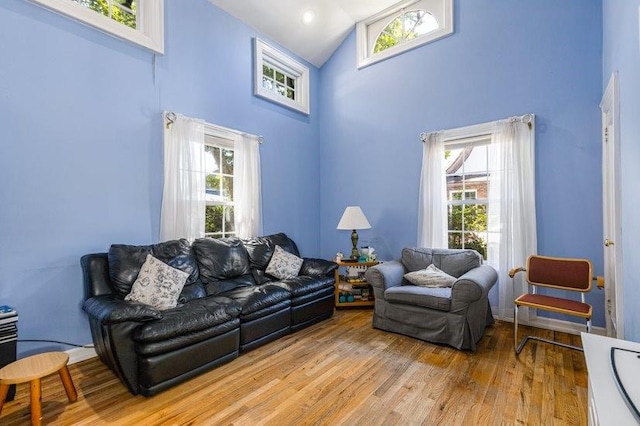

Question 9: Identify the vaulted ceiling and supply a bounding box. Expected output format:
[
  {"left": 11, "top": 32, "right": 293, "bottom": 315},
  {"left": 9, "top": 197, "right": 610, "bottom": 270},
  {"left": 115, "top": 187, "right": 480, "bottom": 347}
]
[{"left": 208, "top": 0, "right": 401, "bottom": 67}]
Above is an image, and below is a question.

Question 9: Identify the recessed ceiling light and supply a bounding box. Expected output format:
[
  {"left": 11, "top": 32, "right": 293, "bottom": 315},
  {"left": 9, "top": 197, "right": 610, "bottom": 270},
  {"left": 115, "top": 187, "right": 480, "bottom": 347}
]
[{"left": 301, "top": 10, "right": 315, "bottom": 25}]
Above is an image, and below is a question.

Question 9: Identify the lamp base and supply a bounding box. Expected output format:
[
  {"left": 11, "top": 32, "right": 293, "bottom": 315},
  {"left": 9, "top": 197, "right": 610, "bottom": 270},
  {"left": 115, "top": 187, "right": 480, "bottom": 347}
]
[{"left": 350, "top": 229, "right": 359, "bottom": 259}]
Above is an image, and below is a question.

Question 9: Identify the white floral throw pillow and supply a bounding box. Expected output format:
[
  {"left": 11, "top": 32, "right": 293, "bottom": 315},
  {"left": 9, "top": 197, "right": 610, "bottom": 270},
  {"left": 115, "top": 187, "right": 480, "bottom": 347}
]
[
  {"left": 265, "top": 245, "right": 303, "bottom": 280},
  {"left": 125, "top": 254, "right": 189, "bottom": 310},
  {"left": 404, "top": 264, "right": 457, "bottom": 288}
]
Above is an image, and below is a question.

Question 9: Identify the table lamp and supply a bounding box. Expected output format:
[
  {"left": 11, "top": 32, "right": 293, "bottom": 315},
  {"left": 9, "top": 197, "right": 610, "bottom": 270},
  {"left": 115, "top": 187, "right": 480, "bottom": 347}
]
[{"left": 337, "top": 206, "right": 371, "bottom": 260}]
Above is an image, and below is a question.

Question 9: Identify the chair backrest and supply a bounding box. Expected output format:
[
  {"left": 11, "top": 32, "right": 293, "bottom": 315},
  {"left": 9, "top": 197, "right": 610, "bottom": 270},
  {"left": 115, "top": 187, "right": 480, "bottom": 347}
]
[{"left": 526, "top": 255, "right": 593, "bottom": 293}]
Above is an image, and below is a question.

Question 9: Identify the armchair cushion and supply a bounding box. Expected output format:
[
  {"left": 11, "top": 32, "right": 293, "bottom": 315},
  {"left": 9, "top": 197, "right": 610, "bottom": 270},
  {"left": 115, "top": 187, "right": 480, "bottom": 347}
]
[
  {"left": 385, "top": 286, "right": 452, "bottom": 311},
  {"left": 401, "top": 248, "right": 482, "bottom": 277}
]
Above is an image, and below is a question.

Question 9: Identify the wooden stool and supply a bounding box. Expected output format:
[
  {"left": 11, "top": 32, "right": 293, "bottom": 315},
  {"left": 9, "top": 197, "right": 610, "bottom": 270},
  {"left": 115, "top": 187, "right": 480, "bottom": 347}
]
[{"left": 0, "top": 352, "right": 77, "bottom": 426}]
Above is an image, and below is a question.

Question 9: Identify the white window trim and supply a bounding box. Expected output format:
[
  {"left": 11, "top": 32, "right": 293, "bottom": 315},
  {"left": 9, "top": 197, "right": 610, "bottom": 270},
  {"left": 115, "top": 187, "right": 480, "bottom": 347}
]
[
  {"left": 356, "top": 0, "right": 453, "bottom": 69},
  {"left": 28, "top": 0, "right": 164, "bottom": 54},
  {"left": 204, "top": 124, "right": 235, "bottom": 238},
  {"left": 254, "top": 38, "right": 310, "bottom": 115}
]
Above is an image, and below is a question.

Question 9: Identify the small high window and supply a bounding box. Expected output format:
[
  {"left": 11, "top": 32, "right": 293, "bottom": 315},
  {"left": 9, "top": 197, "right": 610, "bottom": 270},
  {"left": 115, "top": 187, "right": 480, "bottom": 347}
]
[
  {"left": 254, "top": 38, "right": 310, "bottom": 115},
  {"left": 29, "top": 0, "right": 163, "bottom": 53},
  {"left": 357, "top": 0, "right": 453, "bottom": 68}
]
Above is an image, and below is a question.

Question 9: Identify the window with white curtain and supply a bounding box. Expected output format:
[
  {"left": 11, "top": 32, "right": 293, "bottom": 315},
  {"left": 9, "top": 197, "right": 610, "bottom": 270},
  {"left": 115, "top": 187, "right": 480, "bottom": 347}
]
[
  {"left": 160, "top": 113, "right": 262, "bottom": 242},
  {"left": 418, "top": 115, "right": 536, "bottom": 320}
]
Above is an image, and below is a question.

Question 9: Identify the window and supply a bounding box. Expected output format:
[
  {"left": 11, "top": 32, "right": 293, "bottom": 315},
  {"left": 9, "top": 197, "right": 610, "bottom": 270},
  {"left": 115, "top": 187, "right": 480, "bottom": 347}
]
[
  {"left": 356, "top": 0, "right": 453, "bottom": 68},
  {"left": 254, "top": 38, "right": 310, "bottom": 115},
  {"left": 29, "top": 0, "right": 164, "bottom": 53},
  {"left": 204, "top": 133, "right": 235, "bottom": 238},
  {"left": 444, "top": 139, "right": 491, "bottom": 259}
]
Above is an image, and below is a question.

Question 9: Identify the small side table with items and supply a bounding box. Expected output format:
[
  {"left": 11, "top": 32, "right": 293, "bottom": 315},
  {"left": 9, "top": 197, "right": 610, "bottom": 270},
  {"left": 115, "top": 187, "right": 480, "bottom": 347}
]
[{"left": 334, "top": 260, "right": 378, "bottom": 308}]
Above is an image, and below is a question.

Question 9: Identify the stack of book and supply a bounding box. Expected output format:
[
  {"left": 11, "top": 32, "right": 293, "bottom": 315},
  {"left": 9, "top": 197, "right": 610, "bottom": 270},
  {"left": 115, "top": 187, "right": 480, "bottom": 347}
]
[{"left": 0, "top": 305, "right": 18, "bottom": 345}]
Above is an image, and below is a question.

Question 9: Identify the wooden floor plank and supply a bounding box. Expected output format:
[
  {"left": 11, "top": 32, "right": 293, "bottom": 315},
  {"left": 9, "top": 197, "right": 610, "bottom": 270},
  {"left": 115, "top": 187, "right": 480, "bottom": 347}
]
[{"left": 0, "top": 311, "right": 590, "bottom": 425}]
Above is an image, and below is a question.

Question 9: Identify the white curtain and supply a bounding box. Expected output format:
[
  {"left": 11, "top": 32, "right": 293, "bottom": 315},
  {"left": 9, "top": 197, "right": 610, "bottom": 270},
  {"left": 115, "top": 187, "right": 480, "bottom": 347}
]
[
  {"left": 417, "top": 132, "right": 448, "bottom": 248},
  {"left": 233, "top": 134, "right": 262, "bottom": 238},
  {"left": 160, "top": 113, "right": 206, "bottom": 241},
  {"left": 487, "top": 118, "right": 537, "bottom": 320}
]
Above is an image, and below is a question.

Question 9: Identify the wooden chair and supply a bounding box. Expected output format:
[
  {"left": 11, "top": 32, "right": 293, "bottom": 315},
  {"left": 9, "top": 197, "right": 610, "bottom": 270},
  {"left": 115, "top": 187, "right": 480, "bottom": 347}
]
[{"left": 509, "top": 255, "right": 603, "bottom": 354}]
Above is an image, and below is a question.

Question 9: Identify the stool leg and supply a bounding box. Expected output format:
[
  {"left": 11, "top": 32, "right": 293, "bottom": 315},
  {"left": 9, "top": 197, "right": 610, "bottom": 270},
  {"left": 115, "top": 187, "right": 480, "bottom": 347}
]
[
  {"left": 58, "top": 365, "right": 77, "bottom": 402},
  {"left": 30, "top": 379, "right": 42, "bottom": 426},
  {"left": 0, "top": 383, "right": 9, "bottom": 415}
]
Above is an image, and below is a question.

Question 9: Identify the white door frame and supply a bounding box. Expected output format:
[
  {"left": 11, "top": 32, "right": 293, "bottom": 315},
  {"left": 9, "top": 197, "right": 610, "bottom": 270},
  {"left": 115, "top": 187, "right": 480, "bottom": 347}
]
[{"left": 600, "top": 71, "right": 624, "bottom": 338}]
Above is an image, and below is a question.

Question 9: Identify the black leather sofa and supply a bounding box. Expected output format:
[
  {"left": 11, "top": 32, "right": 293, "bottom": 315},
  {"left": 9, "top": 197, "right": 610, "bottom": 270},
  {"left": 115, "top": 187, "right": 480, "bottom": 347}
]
[{"left": 81, "top": 233, "right": 337, "bottom": 396}]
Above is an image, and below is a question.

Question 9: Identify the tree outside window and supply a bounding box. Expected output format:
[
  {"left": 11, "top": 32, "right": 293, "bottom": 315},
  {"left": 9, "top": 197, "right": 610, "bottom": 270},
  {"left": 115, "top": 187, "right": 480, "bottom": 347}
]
[{"left": 205, "top": 145, "right": 235, "bottom": 238}]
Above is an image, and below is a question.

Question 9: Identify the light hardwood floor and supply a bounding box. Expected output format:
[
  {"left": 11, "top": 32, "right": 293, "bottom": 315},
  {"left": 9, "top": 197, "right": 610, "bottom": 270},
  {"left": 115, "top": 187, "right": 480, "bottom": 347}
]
[{"left": 1, "top": 310, "right": 588, "bottom": 425}]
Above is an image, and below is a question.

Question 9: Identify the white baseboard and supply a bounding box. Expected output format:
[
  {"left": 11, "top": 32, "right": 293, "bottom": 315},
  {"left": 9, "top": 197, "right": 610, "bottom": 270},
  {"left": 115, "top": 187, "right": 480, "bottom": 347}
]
[{"left": 66, "top": 346, "right": 97, "bottom": 364}]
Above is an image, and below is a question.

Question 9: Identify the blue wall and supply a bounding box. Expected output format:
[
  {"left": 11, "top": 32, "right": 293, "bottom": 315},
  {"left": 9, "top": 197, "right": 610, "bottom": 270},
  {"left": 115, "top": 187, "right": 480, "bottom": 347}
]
[
  {"left": 0, "top": 0, "right": 615, "bottom": 357},
  {"left": 603, "top": 0, "right": 640, "bottom": 342},
  {"left": 0, "top": 0, "right": 320, "bottom": 356},
  {"left": 318, "top": 0, "right": 605, "bottom": 325}
]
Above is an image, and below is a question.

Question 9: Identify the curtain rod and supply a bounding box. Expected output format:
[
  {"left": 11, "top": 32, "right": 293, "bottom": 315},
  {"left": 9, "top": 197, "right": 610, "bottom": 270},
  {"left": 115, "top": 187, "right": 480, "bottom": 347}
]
[
  {"left": 164, "top": 111, "right": 264, "bottom": 144},
  {"left": 420, "top": 113, "right": 534, "bottom": 143}
]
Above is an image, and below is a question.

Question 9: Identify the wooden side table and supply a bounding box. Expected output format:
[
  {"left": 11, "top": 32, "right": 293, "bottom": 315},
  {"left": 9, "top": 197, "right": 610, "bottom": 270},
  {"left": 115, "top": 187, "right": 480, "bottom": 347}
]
[
  {"left": 334, "top": 260, "right": 378, "bottom": 308},
  {"left": 0, "top": 352, "right": 77, "bottom": 426}
]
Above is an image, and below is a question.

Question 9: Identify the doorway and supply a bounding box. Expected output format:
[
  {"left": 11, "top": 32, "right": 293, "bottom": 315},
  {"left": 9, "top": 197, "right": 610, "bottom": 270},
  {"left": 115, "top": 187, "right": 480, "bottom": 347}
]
[{"left": 600, "top": 71, "right": 624, "bottom": 338}]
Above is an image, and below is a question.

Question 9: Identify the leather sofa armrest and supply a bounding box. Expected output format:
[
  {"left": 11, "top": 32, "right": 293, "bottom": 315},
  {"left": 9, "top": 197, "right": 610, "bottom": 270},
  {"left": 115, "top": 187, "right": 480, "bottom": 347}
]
[
  {"left": 451, "top": 264, "right": 498, "bottom": 307},
  {"left": 365, "top": 260, "right": 405, "bottom": 299},
  {"left": 300, "top": 258, "right": 338, "bottom": 277},
  {"left": 83, "top": 294, "right": 163, "bottom": 325}
]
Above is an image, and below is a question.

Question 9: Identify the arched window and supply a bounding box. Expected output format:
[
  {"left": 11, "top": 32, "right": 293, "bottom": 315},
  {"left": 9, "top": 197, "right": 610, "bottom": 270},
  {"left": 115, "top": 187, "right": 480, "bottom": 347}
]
[
  {"left": 357, "top": 0, "right": 453, "bottom": 68},
  {"left": 374, "top": 9, "right": 440, "bottom": 54}
]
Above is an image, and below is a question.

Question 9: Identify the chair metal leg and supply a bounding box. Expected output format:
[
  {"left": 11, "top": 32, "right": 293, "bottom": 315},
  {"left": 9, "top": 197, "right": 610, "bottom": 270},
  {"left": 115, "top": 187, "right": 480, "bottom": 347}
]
[
  {"left": 514, "top": 304, "right": 531, "bottom": 354},
  {"left": 514, "top": 304, "right": 585, "bottom": 354}
]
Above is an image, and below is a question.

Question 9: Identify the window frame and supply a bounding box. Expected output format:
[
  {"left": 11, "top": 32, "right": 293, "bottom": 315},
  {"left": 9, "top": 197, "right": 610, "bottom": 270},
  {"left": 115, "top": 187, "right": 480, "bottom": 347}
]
[
  {"left": 444, "top": 133, "right": 491, "bottom": 259},
  {"left": 204, "top": 126, "right": 236, "bottom": 239},
  {"left": 254, "top": 38, "right": 310, "bottom": 115},
  {"left": 356, "top": 0, "right": 453, "bottom": 69},
  {"left": 28, "top": 0, "right": 164, "bottom": 54}
]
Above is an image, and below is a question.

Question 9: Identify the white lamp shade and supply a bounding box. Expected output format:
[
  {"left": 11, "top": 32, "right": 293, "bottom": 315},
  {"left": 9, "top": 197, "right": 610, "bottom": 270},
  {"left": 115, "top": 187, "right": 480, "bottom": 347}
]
[{"left": 337, "top": 206, "right": 371, "bottom": 230}]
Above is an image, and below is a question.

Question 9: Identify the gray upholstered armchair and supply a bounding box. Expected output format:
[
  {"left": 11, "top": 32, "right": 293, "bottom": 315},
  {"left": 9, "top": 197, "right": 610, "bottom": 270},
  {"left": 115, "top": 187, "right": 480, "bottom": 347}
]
[{"left": 364, "top": 248, "right": 498, "bottom": 351}]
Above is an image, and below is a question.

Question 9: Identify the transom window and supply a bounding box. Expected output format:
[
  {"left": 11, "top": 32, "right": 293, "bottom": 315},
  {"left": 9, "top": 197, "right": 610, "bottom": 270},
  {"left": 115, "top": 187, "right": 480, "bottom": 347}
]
[
  {"left": 262, "top": 64, "right": 296, "bottom": 102},
  {"left": 205, "top": 136, "right": 235, "bottom": 238},
  {"left": 373, "top": 9, "right": 439, "bottom": 54},
  {"left": 357, "top": 0, "right": 453, "bottom": 68},
  {"left": 29, "top": 0, "right": 163, "bottom": 53},
  {"left": 444, "top": 139, "right": 490, "bottom": 259},
  {"left": 254, "top": 38, "right": 310, "bottom": 115}
]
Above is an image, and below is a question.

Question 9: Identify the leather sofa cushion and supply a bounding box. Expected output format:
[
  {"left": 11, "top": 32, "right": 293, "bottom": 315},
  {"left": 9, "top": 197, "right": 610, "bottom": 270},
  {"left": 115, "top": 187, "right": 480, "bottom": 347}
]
[
  {"left": 299, "top": 258, "right": 339, "bottom": 277},
  {"left": 193, "top": 237, "right": 250, "bottom": 283},
  {"left": 273, "top": 276, "right": 335, "bottom": 298},
  {"left": 243, "top": 233, "right": 300, "bottom": 272},
  {"left": 385, "top": 286, "right": 452, "bottom": 311},
  {"left": 401, "top": 248, "right": 482, "bottom": 278},
  {"left": 204, "top": 274, "right": 255, "bottom": 296},
  {"left": 108, "top": 239, "right": 199, "bottom": 297},
  {"left": 132, "top": 296, "right": 241, "bottom": 343},
  {"left": 219, "top": 284, "right": 291, "bottom": 318},
  {"left": 135, "top": 319, "right": 239, "bottom": 357},
  {"left": 178, "top": 281, "right": 206, "bottom": 304}
]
